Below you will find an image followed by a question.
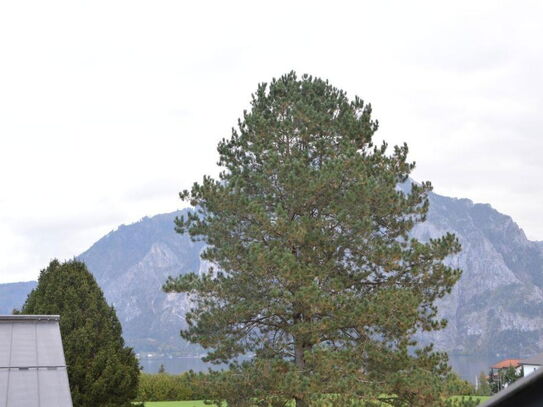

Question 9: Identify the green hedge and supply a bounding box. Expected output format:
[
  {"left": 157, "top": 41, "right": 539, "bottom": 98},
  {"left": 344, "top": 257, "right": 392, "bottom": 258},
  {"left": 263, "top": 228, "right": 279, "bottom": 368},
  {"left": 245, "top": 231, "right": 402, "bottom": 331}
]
[
  {"left": 137, "top": 370, "right": 479, "bottom": 404},
  {"left": 136, "top": 371, "right": 214, "bottom": 402}
]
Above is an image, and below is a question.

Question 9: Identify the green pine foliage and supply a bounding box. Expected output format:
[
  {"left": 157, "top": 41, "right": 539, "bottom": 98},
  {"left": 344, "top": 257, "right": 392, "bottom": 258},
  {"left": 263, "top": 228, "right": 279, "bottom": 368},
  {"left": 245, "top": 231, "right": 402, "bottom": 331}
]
[
  {"left": 21, "top": 259, "right": 140, "bottom": 407},
  {"left": 165, "top": 72, "right": 463, "bottom": 406}
]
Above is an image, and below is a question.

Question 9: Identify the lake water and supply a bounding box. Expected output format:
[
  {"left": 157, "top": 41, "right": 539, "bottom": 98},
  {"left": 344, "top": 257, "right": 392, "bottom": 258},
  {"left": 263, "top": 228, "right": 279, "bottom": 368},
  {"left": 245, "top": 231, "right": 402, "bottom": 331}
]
[
  {"left": 140, "top": 353, "right": 501, "bottom": 384},
  {"left": 139, "top": 357, "right": 227, "bottom": 374},
  {"left": 448, "top": 354, "right": 499, "bottom": 384}
]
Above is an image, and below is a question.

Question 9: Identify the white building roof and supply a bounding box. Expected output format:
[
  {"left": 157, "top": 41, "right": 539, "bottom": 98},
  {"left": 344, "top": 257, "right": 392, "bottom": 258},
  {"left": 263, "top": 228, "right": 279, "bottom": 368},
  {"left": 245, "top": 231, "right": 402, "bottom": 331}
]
[
  {"left": 0, "top": 315, "right": 73, "bottom": 407},
  {"left": 520, "top": 352, "right": 543, "bottom": 366}
]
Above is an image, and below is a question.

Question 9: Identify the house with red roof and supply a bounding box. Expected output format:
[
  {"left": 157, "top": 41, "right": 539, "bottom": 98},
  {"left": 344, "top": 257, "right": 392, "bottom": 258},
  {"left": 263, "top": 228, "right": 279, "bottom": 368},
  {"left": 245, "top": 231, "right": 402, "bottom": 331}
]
[
  {"left": 490, "top": 359, "right": 521, "bottom": 376},
  {"left": 491, "top": 359, "right": 520, "bottom": 370},
  {"left": 488, "top": 358, "right": 522, "bottom": 392},
  {"left": 480, "top": 367, "right": 543, "bottom": 407}
]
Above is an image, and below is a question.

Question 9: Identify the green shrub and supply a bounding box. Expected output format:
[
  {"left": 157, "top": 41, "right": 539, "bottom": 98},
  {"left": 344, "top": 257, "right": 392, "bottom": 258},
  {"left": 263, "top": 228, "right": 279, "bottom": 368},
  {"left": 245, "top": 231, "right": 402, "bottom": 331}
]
[
  {"left": 136, "top": 370, "right": 217, "bottom": 401},
  {"left": 444, "top": 372, "right": 476, "bottom": 396}
]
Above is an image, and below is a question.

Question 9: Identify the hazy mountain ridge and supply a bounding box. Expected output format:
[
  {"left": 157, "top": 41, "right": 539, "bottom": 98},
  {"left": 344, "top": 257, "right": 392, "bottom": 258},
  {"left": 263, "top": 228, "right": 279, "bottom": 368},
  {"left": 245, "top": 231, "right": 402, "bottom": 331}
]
[
  {"left": 2, "top": 191, "right": 543, "bottom": 357},
  {"left": 0, "top": 281, "right": 37, "bottom": 314},
  {"left": 78, "top": 210, "right": 205, "bottom": 355}
]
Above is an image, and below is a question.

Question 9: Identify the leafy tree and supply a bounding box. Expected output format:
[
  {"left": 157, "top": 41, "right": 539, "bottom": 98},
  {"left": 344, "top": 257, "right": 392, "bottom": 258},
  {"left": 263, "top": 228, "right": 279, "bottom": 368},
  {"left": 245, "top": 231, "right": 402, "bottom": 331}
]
[
  {"left": 20, "top": 259, "right": 139, "bottom": 407},
  {"left": 503, "top": 364, "right": 523, "bottom": 385},
  {"left": 488, "top": 365, "right": 522, "bottom": 394},
  {"left": 476, "top": 372, "right": 491, "bottom": 396},
  {"left": 445, "top": 372, "right": 475, "bottom": 396},
  {"left": 165, "top": 72, "right": 462, "bottom": 406}
]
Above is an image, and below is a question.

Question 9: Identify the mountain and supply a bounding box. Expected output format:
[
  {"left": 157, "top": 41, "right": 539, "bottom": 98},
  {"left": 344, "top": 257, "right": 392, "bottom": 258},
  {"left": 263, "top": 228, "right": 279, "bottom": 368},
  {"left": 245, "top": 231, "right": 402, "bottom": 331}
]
[
  {"left": 78, "top": 210, "right": 205, "bottom": 355},
  {"left": 413, "top": 194, "right": 543, "bottom": 356},
  {"left": 2, "top": 190, "right": 543, "bottom": 358},
  {"left": 0, "top": 281, "right": 37, "bottom": 314}
]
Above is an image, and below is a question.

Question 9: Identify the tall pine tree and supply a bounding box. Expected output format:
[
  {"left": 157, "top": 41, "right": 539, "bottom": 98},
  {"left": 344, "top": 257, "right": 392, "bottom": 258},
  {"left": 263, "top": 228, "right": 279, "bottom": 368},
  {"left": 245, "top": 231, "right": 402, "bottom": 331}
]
[
  {"left": 21, "top": 259, "right": 140, "bottom": 407},
  {"left": 165, "top": 72, "right": 462, "bottom": 406}
]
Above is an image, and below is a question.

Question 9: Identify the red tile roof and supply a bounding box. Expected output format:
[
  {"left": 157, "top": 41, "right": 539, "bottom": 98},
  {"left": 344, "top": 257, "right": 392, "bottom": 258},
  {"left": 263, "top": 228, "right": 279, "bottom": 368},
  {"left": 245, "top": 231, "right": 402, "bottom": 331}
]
[{"left": 491, "top": 359, "right": 520, "bottom": 369}]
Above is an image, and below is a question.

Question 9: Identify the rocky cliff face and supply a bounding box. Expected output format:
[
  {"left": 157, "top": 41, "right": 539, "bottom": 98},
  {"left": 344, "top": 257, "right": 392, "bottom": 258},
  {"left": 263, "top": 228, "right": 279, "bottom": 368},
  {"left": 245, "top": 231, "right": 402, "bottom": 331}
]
[
  {"left": 78, "top": 210, "right": 205, "bottom": 355},
  {"left": 2, "top": 190, "right": 543, "bottom": 357},
  {"left": 415, "top": 193, "right": 543, "bottom": 356},
  {"left": 75, "top": 193, "right": 543, "bottom": 357}
]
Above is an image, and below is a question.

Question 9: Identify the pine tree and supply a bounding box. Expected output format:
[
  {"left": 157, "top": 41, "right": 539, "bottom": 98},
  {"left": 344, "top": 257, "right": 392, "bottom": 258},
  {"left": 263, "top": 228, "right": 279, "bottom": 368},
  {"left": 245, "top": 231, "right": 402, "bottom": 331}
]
[
  {"left": 21, "top": 259, "right": 140, "bottom": 407},
  {"left": 165, "top": 72, "right": 462, "bottom": 406}
]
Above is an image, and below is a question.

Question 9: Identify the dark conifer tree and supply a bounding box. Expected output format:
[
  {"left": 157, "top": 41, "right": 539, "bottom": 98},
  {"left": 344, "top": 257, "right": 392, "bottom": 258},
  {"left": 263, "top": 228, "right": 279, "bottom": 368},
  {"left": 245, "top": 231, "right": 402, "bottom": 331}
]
[
  {"left": 165, "top": 72, "right": 463, "bottom": 406},
  {"left": 21, "top": 259, "right": 139, "bottom": 407}
]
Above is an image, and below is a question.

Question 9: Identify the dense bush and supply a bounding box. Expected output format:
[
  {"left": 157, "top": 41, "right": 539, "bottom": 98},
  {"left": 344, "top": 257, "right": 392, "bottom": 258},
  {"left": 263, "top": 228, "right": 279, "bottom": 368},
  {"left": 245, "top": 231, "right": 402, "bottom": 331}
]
[
  {"left": 136, "top": 370, "right": 217, "bottom": 401},
  {"left": 444, "top": 372, "right": 476, "bottom": 396}
]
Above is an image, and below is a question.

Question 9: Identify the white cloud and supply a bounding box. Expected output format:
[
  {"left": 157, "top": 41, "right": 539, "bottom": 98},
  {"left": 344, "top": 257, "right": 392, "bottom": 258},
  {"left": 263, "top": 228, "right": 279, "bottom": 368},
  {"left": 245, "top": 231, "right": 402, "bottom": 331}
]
[{"left": 1, "top": 0, "right": 543, "bottom": 282}]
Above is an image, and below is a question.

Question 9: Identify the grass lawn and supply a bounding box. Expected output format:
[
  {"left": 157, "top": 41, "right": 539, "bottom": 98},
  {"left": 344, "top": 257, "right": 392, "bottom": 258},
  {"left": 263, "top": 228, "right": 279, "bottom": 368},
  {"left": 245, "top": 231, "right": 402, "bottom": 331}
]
[
  {"left": 144, "top": 402, "right": 215, "bottom": 407},
  {"left": 450, "top": 396, "right": 490, "bottom": 401}
]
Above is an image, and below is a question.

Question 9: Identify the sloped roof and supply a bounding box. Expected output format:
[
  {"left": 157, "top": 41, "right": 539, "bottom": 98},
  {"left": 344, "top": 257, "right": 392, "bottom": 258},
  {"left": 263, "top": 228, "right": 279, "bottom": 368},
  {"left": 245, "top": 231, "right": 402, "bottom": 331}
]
[
  {"left": 520, "top": 352, "right": 543, "bottom": 366},
  {"left": 491, "top": 359, "right": 520, "bottom": 369},
  {"left": 0, "top": 315, "right": 73, "bottom": 407}
]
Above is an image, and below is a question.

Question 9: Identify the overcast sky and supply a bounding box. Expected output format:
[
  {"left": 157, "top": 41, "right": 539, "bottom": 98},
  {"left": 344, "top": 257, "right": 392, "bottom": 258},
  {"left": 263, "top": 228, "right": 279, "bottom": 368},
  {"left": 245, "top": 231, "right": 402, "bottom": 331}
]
[{"left": 1, "top": 1, "right": 542, "bottom": 283}]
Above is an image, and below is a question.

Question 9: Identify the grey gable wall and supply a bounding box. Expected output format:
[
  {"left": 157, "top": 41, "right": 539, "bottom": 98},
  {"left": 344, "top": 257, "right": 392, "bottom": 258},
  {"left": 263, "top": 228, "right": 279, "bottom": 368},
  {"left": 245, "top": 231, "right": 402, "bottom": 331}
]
[{"left": 0, "top": 315, "right": 72, "bottom": 407}]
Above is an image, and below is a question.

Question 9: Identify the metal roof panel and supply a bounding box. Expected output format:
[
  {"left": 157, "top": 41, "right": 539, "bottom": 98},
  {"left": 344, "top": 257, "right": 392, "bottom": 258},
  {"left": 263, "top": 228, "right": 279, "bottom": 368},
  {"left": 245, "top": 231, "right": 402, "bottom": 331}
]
[
  {"left": 0, "top": 370, "right": 8, "bottom": 405},
  {"left": 0, "top": 316, "right": 72, "bottom": 407},
  {"left": 36, "top": 321, "right": 65, "bottom": 367},
  {"left": 38, "top": 368, "right": 73, "bottom": 406},
  {"left": 0, "top": 325, "right": 11, "bottom": 367},
  {"left": 10, "top": 322, "right": 37, "bottom": 367},
  {"left": 6, "top": 369, "right": 39, "bottom": 406}
]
